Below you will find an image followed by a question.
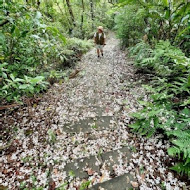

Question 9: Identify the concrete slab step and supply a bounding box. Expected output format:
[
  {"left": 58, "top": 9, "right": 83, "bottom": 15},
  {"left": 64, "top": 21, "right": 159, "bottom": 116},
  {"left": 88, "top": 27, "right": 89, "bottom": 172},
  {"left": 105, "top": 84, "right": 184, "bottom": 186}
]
[
  {"left": 62, "top": 116, "right": 113, "bottom": 133},
  {"left": 62, "top": 146, "right": 132, "bottom": 181},
  {"left": 77, "top": 106, "right": 107, "bottom": 117},
  {"left": 89, "top": 173, "right": 137, "bottom": 190},
  {"left": 64, "top": 155, "right": 102, "bottom": 179},
  {"left": 100, "top": 146, "right": 132, "bottom": 172}
]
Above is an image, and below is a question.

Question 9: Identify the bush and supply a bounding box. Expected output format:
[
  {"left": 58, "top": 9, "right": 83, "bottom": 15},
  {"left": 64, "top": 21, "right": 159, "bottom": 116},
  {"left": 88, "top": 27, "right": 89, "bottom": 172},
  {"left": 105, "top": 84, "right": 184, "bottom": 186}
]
[
  {"left": 114, "top": 0, "right": 190, "bottom": 54},
  {"left": 0, "top": 1, "right": 93, "bottom": 103},
  {"left": 130, "top": 40, "right": 190, "bottom": 77},
  {"left": 114, "top": 5, "right": 147, "bottom": 47},
  {"left": 129, "top": 40, "right": 190, "bottom": 177}
]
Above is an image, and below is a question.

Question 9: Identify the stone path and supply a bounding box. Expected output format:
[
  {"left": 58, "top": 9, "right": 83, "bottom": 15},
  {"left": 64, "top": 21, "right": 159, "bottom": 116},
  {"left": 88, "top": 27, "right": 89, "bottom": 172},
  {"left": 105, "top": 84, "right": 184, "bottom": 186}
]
[
  {"left": 49, "top": 32, "right": 140, "bottom": 189},
  {"left": 0, "top": 33, "right": 188, "bottom": 190}
]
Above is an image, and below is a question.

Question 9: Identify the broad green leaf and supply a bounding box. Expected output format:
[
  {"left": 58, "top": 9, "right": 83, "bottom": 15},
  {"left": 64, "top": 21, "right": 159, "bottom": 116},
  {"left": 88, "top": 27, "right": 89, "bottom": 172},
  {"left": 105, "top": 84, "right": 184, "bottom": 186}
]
[
  {"left": 0, "top": 32, "right": 5, "bottom": 45},
  {"left": 46, "top": 26, "right": 66, "bottom": 44},
  {"left": 19, "top": 84, "right": 29, "bottom": 90},
  {"left": 10, "top": 74, "right": 15, "bottom": 81},
  {"left": 2, "top": 72, "right": 7, "bottom": 79},
  {"left": 162, "top": 0, "right": 168, "bottom": 7},
  {"left": 35, "top": 11, "right": 42, "bottom": 19},
  {"left": 13, "top": 26, "right": 20, "bottom": 37},
  {"left": 29, "top": 76, "right": 44, "bottom": 84}
]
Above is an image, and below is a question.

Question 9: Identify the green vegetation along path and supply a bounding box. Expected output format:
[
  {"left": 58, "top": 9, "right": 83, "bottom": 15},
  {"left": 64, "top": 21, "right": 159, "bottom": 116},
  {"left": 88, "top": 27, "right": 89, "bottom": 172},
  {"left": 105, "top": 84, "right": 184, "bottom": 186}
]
[{"left": 0, "top": 33, "right": 188, "bottom": 189}]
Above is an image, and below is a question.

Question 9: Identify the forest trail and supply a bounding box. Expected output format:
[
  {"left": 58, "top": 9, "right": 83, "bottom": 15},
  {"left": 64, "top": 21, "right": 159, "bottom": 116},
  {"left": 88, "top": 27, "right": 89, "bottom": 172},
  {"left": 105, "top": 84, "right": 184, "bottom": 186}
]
[{"left": 1, "top": 33, "right": 187, "bottom": 189}]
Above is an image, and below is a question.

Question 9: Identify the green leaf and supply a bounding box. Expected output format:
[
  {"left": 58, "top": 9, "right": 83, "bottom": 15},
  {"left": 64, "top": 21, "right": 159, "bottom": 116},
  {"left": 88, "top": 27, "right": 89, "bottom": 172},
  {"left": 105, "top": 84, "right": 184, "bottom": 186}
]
[
  {"left": 0, "top": 32, "right": 5, "bottom": 45},
  {"left": 35, "top": 11, "right": 42, "bottom": 19},
  {"left": 162, "top": 0, "right": 168, "bottom": 7},
  {"left": 46, "top": 26, "right": 66, "bottom": 44},
  {"left": 181, "top": 108, "right": 190, "bottom": 117},
  {"left": 181, "top": 14, "right": 189, "bottom": 24},
  {"left": 69, "top": 170, "right": 75, "bottom": 177},
  {"left": 19, "top": 84, "right": 29, "bottom": 90},
  {"left": 2, "top": 72, "right": 7, "bottom": 79},
  {"left": 13, "top": 26, "right": 20, "bottom": 37},
  {"left": 168, "top": 147, "right": 180, "bottom": 157},
  {"left": 29, "top": 76, "right": 44, "bottom": 84},
  {"left": 21, "top": 30, "right": 29, "bottom": 38},
  {"left": 10, "top": 74, "right": 15, "bottom": 81},
  {"left": 170, "top": 162, "right": 190, "bottom": 177}
]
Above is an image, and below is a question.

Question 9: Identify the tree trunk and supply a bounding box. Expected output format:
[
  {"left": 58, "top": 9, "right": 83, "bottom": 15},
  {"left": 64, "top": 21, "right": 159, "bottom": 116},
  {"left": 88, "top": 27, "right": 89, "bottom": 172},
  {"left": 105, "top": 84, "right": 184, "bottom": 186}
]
[
  {"left": 37, "top": 0, "right": 40, "bottom": 9},
  {"left": 90, "top": 0, "right": 94, "bottom": 30},
  {"left": 81, "top": 0, "right": 85, "bottom": 38},
  {"left": 56, "top": 1, "right": 73, "bottom": 34},
  {"left": 65, "top": 0, "right": 76, "bottom": 27}
]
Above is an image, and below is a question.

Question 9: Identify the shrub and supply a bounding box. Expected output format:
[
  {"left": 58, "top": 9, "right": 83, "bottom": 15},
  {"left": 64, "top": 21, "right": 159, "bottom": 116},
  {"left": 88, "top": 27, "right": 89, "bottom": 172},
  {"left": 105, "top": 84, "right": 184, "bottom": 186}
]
[
  {"left": 114, "top": 5, "right": 146, "bottom": 47},
  {"left": 129, "top": 39, "right": 190, "bottom": 177},
  {"left": 0, "top": 1, "right": 93, "bottom": 102}
]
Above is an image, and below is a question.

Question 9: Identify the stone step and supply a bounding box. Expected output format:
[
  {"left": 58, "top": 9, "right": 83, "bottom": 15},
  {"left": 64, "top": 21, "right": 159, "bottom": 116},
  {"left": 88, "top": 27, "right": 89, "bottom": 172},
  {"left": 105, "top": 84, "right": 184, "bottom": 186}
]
[
  {"left": 64, "top": 154, "right": 102, "bottom": 179},
  {"left": 89, "top": 173, "right": 137, "bottom": 190},
  {"left": 77, "top": 106, "right": 107, "bottom": 117},
  {"left": 62, "top": 146, "right": 133, "bottom": 181},
  {"left": 62, "top": 116, "right": 113, "bottom": 133},
  {"left": 100, "top": 146, "right": 132, "bottom": 172}
]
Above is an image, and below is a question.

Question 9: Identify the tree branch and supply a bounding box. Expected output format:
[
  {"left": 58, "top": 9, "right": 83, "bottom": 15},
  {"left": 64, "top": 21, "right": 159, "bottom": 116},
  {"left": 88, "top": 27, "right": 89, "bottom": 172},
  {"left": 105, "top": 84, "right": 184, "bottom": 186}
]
[{"left": 0, "top": 20, "right": 9, "bottom": 27}]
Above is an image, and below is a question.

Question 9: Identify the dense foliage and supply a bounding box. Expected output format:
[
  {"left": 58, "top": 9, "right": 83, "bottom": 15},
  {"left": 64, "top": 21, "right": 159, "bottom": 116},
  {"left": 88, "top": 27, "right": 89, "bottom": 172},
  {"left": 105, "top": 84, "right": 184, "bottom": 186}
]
[
  {"left": 0, "top": 0, "right": 189, "bottom": 182},
  {"left": 129, "top": 41, "right": 190, "bottom": 177},
  {"left": 0, "top": 0, "right": 113, "bottom": 102},
  {"left": 115, "top": 0, "right": 190, "bottom": 54},
  {"left": 114, "top": 0, "right": 190, "bottom": 178}
]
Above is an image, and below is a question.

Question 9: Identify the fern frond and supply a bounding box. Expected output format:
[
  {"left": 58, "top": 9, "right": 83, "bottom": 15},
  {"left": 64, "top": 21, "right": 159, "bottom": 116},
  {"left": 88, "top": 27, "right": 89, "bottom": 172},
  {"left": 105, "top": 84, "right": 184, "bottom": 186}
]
[{"left": 170, "top": 162, "right": 190, "bottom": 177}]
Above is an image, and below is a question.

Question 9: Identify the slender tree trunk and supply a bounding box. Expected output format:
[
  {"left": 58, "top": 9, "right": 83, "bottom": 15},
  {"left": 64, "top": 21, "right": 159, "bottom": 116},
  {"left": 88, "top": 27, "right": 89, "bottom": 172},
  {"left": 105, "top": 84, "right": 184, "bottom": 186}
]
[
  {"left": 65, "top": 0, "right": 76, "bottom": 27},
  {"left": 57, "top": 2, "right": 70, "bottom": 24},
  {"left": 81, "top": 0, "right": 85, "bottom": 38},
  {"left": 37, "top": 0, "right": 40, "bottom": 9},
  {"left": 90, "top": 0, "right": 94, "bottom": 30},
  {"left": 168, "top": 0, "right": 172, "bottom": 39},
  {"left": 56, "top": 1, "right": 73, "bottom": 33}
]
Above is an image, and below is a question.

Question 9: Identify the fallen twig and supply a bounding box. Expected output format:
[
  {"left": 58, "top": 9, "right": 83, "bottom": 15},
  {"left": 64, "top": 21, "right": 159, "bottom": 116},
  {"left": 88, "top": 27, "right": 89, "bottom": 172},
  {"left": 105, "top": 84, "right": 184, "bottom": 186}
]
[
  {"left": 69, "top": 69, "right": 80, "bottom": 79},
  {"left": 0, "top": 104, "right": 20, "bottom": 111}
]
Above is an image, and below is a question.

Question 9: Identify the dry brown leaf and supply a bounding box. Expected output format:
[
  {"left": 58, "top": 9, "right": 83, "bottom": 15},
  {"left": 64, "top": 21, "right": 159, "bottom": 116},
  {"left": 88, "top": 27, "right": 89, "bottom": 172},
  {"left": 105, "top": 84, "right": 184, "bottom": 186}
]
[
  {"left": 91, "top": 177, "right": 96, "bottom": 184},
  {"left": 99, "top": 174, "right": 105, "bottom": 183},
  {"left": 3, "top": 169, "right": 8, "bottom": 174},
  {"left": 0, "top": 104, "right": 19, "bottom": 111},
  {"left": 48, "top": 179, "right": 56, "bottom": 190},
  {"left": 87, "top": 168, "right": 94, "bottom": 176},
  {"left": 69, "top": 69, "right": 80, "bottom": 79},
  {"left": 15, "top": 170, "right": 20, "bottom": 175},
  {"left": 105, "top": 107, "right": 109, "bottom": 113},
  {"left": 56, "top": 129, "right": 61, "bottom": 135},
  {"left": 53, "top": 169, "right": 58, "bottom": 175},
  {"left": 130, "top": 181, "right": 139, "bottom": 188},
  {"left": 141, "top": 173, "right": 145, "bottom": 181}
]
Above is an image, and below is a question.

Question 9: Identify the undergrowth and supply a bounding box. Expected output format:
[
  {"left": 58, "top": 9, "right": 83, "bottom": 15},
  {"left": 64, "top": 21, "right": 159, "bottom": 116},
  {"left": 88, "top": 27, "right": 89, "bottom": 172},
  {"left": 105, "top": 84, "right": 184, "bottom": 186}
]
[
  {"left": 0, "top": 1, "right": 93, "bottom": 103},
  {"left": 129, "top": 41, "right": 190, "bottom": 177}
]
